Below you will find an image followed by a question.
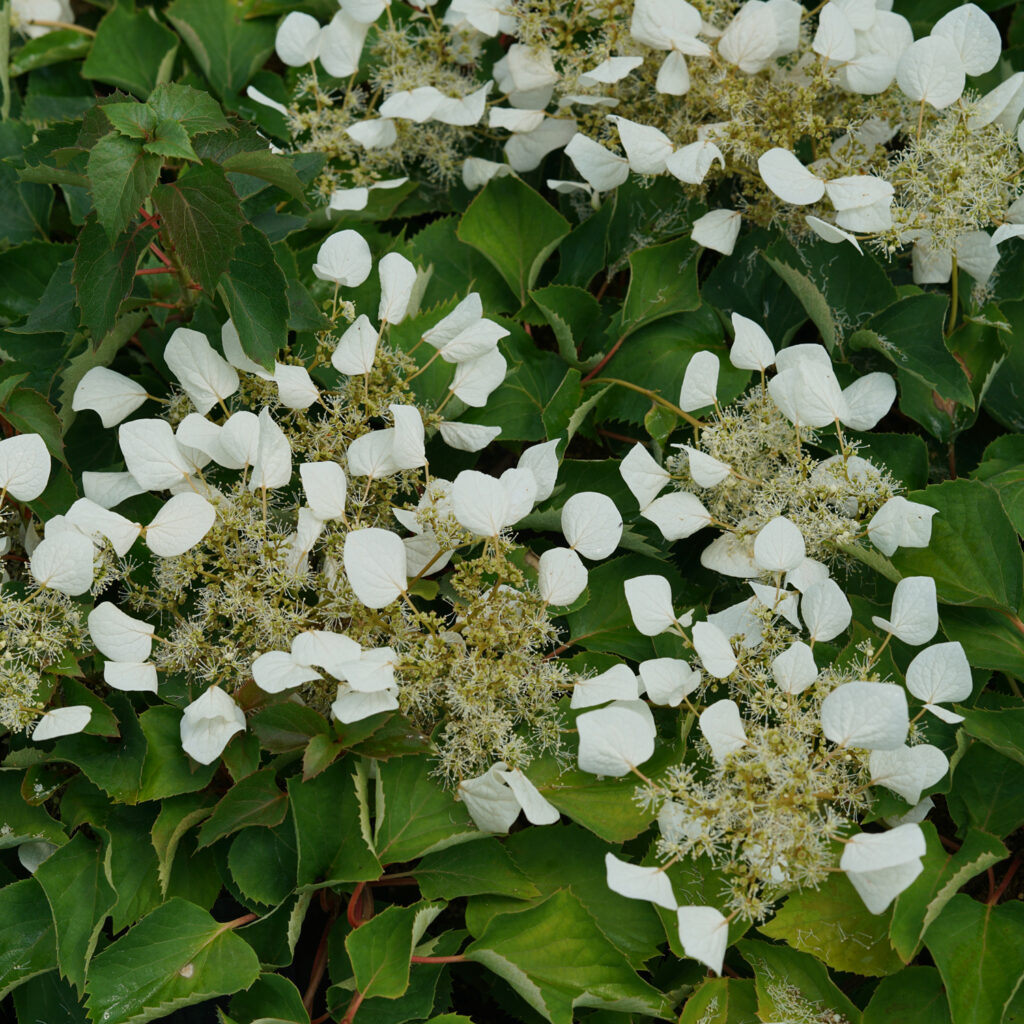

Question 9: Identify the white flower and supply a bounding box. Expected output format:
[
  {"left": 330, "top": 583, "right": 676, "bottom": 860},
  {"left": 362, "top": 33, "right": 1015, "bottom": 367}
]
[
  {"left": 624, "top": 574, "right": 693, "bottom": 636},
  {"left": 312, "top": 230, "right": 373, "bottom": 286},
  {"left": 538, "top": 547, "right": 588, "bottom": 605},
  {"left": 869, "top": 744, "right": 949, "bottom": 805},
  {"left": 561, "top": 492, "right": 622, "bottom": 559},
  {"left": 565, "top": 133, "right": 629, "bottom": 192},
  {"left": 620, "top": 444, "right": 670, "bottom": 509},
  {"left": 905, "top": 641, "right": 972, "bottom": 722},
  {"left": 691, "top": 209, "right": 741, "bottom": 254},
  {"left": 72, "top": 367, "right": 149, "bottom": 427},
  {"left": 679, "top": 351, "right": 719, "bottom": 410},
  {"left": 165, "top": 328, "right": 239, "bottom": 415},
  {"left": 180, "top": 687, "right": 246, "bottom": 764},
  {"left": 699, "top": 699, "right": 747, "bottom": 763},
  {"left": 821, "top": 681, "right": 908, "bottom": 750},
  {"left": 677, "top": 906, "right": 730, "bottom": 975},
  {"left": 571, "top": 664, "right": 639, "bottom": 709},
  {"left": 771, "top": 641, "right": 818, "bottom": 694},
  {"left": 868, "top": 497, "right": 937, "bottom": 556},
  {"left": 0, "top": 433, "right": 49, "bottom": 503},
  {"left": 88, "top": 602, "right": 155, "bottom": 663},
  {"left": 692, "top": 622, "right": 738, "bottom": 679},
  {"left": 343, "top": 528, "right": 408, "bottom": 608}
]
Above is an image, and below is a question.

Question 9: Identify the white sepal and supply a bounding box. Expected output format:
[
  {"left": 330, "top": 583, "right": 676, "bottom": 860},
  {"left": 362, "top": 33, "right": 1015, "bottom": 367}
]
[
  {"left": 840, "top": 824, "right": 926, "bottom": 914},
  {"left": 871, "top": 576, "right": 938, "bottom": 646},
  {"left": 771, "top": 641, "right": 818, "bottom": 694},
  {"left": 571, "top": 663, "right": 639, "bottom": 709},
  {"left": 252, "top": 651, "right": 322, "bottom": 693},
  {"left": 680, "top": 446, "right": 731, "bottom": 488},
  {"left": 72, "top": 367, "right": 148, "bottom": 427},
  {"left": 638, "top": 658, "right": 700, "bottom": 706},
  {"left": 538, "top": 547, "right": 588, "bottom": 606},
  {"left": 249, "top": 408, "right": 292, "bottom": 492},
  {"left": 497, "top": 767, "right": 560, "bottom": 825},
  {"left": 801, "top": 579, "right": 852, "bottom": 642},
  {"left": 312, "top": 230, "right": 373, "bottom": 287},
  {"left": 458, "top": 763, "right": 521, "bottom": 833},
  {"left": 30, "top": 532, "right": 95, "bottom": 596},
  {"left": 691, "top": 209, "right": 741, "bottom": 254},
  {"left": 332, "top": 315, "right": 379, "bottom": 375},
  {"left": 821, "top": 681, "right": 908, "bottom": 750},
  {"left": 691, "top": 621, "right": 738, "bottom": 679},
  {"left": 641, "top": 491, "right": 712, "bottom": 541},
  {"left": 561, "top": 492, "right": 623, "bottom": 559},
  {"left": 344, "top": 528, "right": 407, "bottom": 608},
  {"left": 676, "top": 906, "right": 730, "bottom": 975},
  {"left": 870, "top": 744, "right": 949, "bottom": 805},
  {"left": 753, "top": 516, "right": 806, "bottom": 573},
  {"left": 274, "top": 364, "right": 319, "bottom": 409},
  {"left": 605, "top": 852, "right": 677, "bottom": 910},
  {"left": 905, "top": 641, "right": 972, "bottom": 720},
  {"left": 758, "top": 148, "right": 825, "bottom": 204},
  {"left": 180, "top": 686, "right": 246, "bottom": 764},
  {"left": 119, "top": 419, "right": 193, "bottom": 490},
  {"left": 104, "top": 662, "right": 159, "bottom": 693},
  {"left": 624, "top": 574, "right": 686, "bottom": 636},
  {"left": 620, "top": 444, "right": 670, "bottom": 509},
  {"left": 576, "top": 700, "right": 656, "bottom": 776},
  {"left": 867, "top": 497, "right": 937, "bottom": 556},
  {"left": 679, "top": 350, "right": 719, "bottom": 410},
  {"left": 33, "top": 706, "right": 92, "bottom": 742},
  {"left": 88, "top": 602, "right": 155, "bottom": 663},
  {"left": 300, "top": 462, "right": 348, "bottom": 521},
  {"left": 378, "top": 252, "right": 418, "bottom": 325},
  {"left": 729, "top": 313, "right": 775, "bottom": 370},
  {"left": 165, "top": 328, "right": 239, "bottom": 415},
  {"left": 145, "top": 493, "right": 216, "bottom": 557}
]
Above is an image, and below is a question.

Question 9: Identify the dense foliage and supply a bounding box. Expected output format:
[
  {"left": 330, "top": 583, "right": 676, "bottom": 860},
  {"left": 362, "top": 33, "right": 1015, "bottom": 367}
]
[{"left": 2, "top": 1, "right": 1024, "bottom": 1023}]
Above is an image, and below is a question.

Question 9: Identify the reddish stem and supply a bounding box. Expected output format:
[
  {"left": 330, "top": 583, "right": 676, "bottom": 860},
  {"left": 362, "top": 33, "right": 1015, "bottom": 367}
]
[
  {"left": 138, "top": 206, "right": 161, "bottom": 231},
  {"left": 340, "top": 989, "right": 365, "bottom": 1024},
  {"left": 596, "top": 428, "right": 644, "bottom": 445},
  {"left": 302, "top": 905, "right": 339, "bottom": 1013},
  {"left": 148, "top": 241, "right": 175, "bottom": 269},
  {"left": 581, "top": 333, "right": 626, "bottom": 383},
  {"left": 136, "top": 266, "right": 177, "bottom": 276},
  {"left": 938, "top": 834, "right": 962, "bottom": 853},
  {"left": 410, "top": 954, "right": 467, "bottom": 964},
  {"left": 990, "top": 853, "right": 1021, "bottom": 905},
  {"left": 347, "top": 882, "right": 368, "bottom": 929}
]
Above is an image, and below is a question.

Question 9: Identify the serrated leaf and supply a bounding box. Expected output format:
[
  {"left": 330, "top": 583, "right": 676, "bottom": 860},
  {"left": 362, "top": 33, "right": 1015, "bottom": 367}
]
[
  {"left": 0, "top": 878, "right": 56, "bottom": 1001},
  {"left": 947, "top": 742, "right": 1024, "bottom": 838},
  {"left": 414, "top": 839, "right": 539, "bottom": 900},
  {"left": 152, "top": 160, "right": 243, "bottom": 293},
  {"left": 9, "top": 29, "right": 92, "bottom": 77},
  {"left": 85, "top": 898, "right": 261, "bottom": 1024},
  {"left": 222, "top": 150, "right": 307, "bottom": 202},
  {"left": 961, "top": 705, "right": 1024, "bottom": 767},
  {"left": 96, "top": 805, "right": 162, "bottom": 933},
  {"left": 138, "top": 706, "right": 218, "bottom": 802},
  {"left": 1, "top": 386, "right": 64, "bottom": 462},
  {"left": 465, "top": 889, "right": 671, "bottom": 1024},
  {"left": 87, "top": 132, "right": 162, "bottom": 241},
  {"left": 457, "top": 176, "right": 569, "bottom": 305},
  {"left": 228, "top": 822, "right": 298, "bottom": 908},
  {"left": 926, "top": 895, "right": 1024, "bottom": 1024},
  {"left": 346, "top": 903, "right": 444, "bottom": 1001},
  {"left": 103, "top": 102, "right": 159, "bottom": 140},
  {"left": 228, "top": 973, "right": 309, "bottom": 1024},
  {"left": 759, "top": 870, "right": 904, "bottom": 976},
  {"left": 679, "top": 978, "right": 759, "bottom": 1024},
  {"left": 530, "top": 284, "right": 605, "bottom": 370},
  {"left": 9, "top": 258, "right": 78, "bottom": 336},
  {"left": 148, "top": 83, "right": 231, "bottom": 136},
  {"left": 890, "top": 823, "right": 1008, "bottom": 961},
  {"left": 145, "top": 120, "right": 199, "bottom": 162},
  {"left": 863, "top": 966, "right": 950, "bottom": 1024},
  {"left": 619, "top": 235, "right": 701, "bottom": 338},
  {"left": 196, "top": 769, "right": 288, "bottom": 848},
  {"left": 82, "top": 3, "right": 179, "bottom": 98},
  {"left": 35, "top": 832, "right": 116, "bottom": 993},
  {"left": 216, "top": 223, "right": 287, "bottom": 369},
  {"left": 73, "top": 216, "right": 147, "bottom": 342}
]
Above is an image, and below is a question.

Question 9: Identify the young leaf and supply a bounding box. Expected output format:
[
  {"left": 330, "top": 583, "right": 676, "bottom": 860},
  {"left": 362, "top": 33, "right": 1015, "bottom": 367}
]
[{"left": 87, "top": 132, "right": 162, "bottom": 241}]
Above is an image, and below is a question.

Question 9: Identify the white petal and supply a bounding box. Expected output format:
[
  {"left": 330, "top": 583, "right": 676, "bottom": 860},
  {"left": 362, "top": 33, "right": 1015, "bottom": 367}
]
[
  {"left": 103, "top": 662, "right": 159, "bottom": 693},
  {"left": 932, "top": 3, "right": 1000, "bottom": 76},
  {"left": 246, "top": 85, "right": 290, "bottom": 117},
  {"left": 145, "top": 493, "right": 216, "bottom": 557},
  {"left": 821, "top": 681, "right": 909, "bottom": 749},
  {"left": 699, "top": 699, "right": 747, "bottom": 763},
  {"left": 806, "top": 215, "right": 863, "bottom": 252},
  {"left": 65, "top": 498, "right": 141, "bottom": 557},
  {"left": 624, "top": 574, "right": 681, "bottom": 636},
  {"left": 677, "top": 906, "right": 729, "bottom": 975},
  {"left": 956, "top": 231, "right": 1000, "bottom": 287},
  {"left": 318, "top": 12, "right": 369, "bottom": 77},
  {"left": 538, "top": 547, "right": 588, "bottom": 606},
  {"left": 620, "top": 443, "right": 670, "bottom": 509},
  {"left": 719, "top": 1, "right": 778, "bottom": 72},
  {"left": 332, "top": 315, "right": 379, "bottom": 375},
  {"left": 500, "top": 467, "right": 537, "bottom": 525},
  {"left": 605, "top": 852, "right": 677, "bottom": 910},
  {"left": 968, "top": 71, "right": 1024, "bottom": 130},
  {"left": 729, "top": 313, "right": 775, "bottom": 371},
  {"left": 691, "top": 209, "right": 741, "bottom": 255},
  {"left": 33, "top": 705, "right": 92, "bottom": 742},
  {"left": 655, "top": 51, "right": 691, "bottom": 95},
  {"left": 378, "top": 252, "right": 418, "bottom": 325},
  {"left": 249, "top": 408, "right": 292, "bottom": 492},
  {"left": 870, "top": 744, "right": 949, "bottom": 804},
  {"left": 312, "top": 230, "right": 373, "bottom": 287},
  {"left": 786, "top": 557, "right": 830, "bottom": 592},
  {"left": 758, "top": 148, "right": 825, "bottom": 205},
  {"left": 813, "top": 3, "right": 856, "bottom": 61},
  {"left": 680, "top": 446, "right": 731, "bottom": 488},
  {"left": 871, "top": 576, "right": 937, "bottom": 646},
  {"left": 571, "top": 663, "right": 639, "bottom": 709},
  {"left": 692, "top": 622, "right": 738, "bottom": 679},
  {"left": 906, "top": 641, "right": 972, "bottom": 705},
  {"left": 300, "top": 462, "right": 347, "bottom": 521},
  {"left": 749, "top": 582, "right": 801, "bottom": 627},
  {"left": 331, "top": 684, "right": 399, "bottom": 724},
  {"left": 458, "top": 764, "right": 521, "bottom": 833},
  {"left": 565, "top": 133, "right": 629, "bottom": 192},
  {"left": 343, "top": 528, "right": 407, "bottom": 608},
  {"left": 840, "top": 824, "right": 926, "bottom": 913},
  {"left": 576, "top": 700, "right": 656, "bottom": 776},
  {"left": 700, "top": 532, "right": 759, "bottom": 578},
  {"left": 450, "top": 348, "right": 507, "bottom": 407},
  {"left": 276, "top": 11, "right": 321, "bottom": 66},
  {"left": 72, "top": 367, "right": 148, "bottom": 428},
  {"left": 119, "top": 419, "right": 193, "bottom": 490},
  {"left": 679, "top": 350, "right": 720, "bottom": 410},
  {"left": 841, "top": 372, "right": 895, "bottom": 430},
  {"left": 518, "top": 438, "right": 560, "bottom": 503},
  {"left": 180, "top": 686, "right": 246, "bottom": 764},
  {"left": 439, "top": 421, "right": 501, "bottom": 451},
  {"left": 801, "top": 579, "right": 852, "bottom": 642},
  {"left": 580, "top": 56, "right": 644, "bottom": 85},
  {"left": 561, "top": 492, "right": 623, "bottom": 559},
  {"left": 463, "top": 157, "right": 514, "bottom": 189},
  {"left": 608, "top": 115, "right": 674, "bottom": 175},
  {"left": 389, "top": 404, "right": 426, "bottom": 470},
  {"left": 497, "top": 767, "right": 560, "bottom": 825},
  {"left": 504, "top": 118, "right": 578, "bottom": 173},
  {"left": 337, "top": 647, "right": 398, "bottom": 692},
  {"left": 252, "top": 650, "right": 322, "bottom": 693},
  {"left": 165, "top": 328, "right": 239, "bottom": 415},
  {"left": 347, "top": 430, "right": 399, "bottom": 479},
  {"left": 666, "top": 139, "right": 724, "bottom": 184},
  {"left": 638, "top": 658, "right": 700, "bottom": 706},
  {"left": 88, "top": 601, "right": 154, "bottom": 662},
  {"left": 868, "top": 497, "right": 937, "bottom": 557},
  {"left": 489, "top": 106, "right": 547, "bottom": 132},
  {"left": 753, "top": 516, "right": 806, "bottom": 573},
  {"left": 896, "top": 36, "right": 965, "bottom": 109},
  {"left": 291, "top": 630, "right": 361, "bottom": 675},
  {"left": 641, "top": 491, "right": 713, "bottom": 541},
  {"left": 346, "top": 118, "right": 397, "bottom": 148},
  {"left": 771, "top": 641, "right": 818, "bottom": 694},
  {"left": 274, "top": 364, "right": 319, "bottom": 409},
  {"left": 82, "top": 471, "right": 145, "bottom": 510},
  {"left": 30, "top": 532, "right": 95, "bottom": 595}
]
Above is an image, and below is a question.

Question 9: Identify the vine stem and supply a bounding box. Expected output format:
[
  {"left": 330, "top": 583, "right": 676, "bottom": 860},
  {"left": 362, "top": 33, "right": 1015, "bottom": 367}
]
[
  {"left": 410, "top": 954, "right": 467, "bottom": 964},
  {"left": 302, "top": 904, "right": 340, "bottom": 1013}
]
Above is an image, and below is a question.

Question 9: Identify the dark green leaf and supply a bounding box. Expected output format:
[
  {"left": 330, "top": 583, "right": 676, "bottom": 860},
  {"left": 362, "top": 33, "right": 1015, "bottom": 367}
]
[
  {"left": 530, "top": 284, "right": 605, "bottom": 370},
  {"left": 152, "top": 160, "right": 244, "bottom": 293},
  {"left": 216, "top": 223, "right": 287, "bottom": 369},
  {"left": 0, "top": 878, "right": 56, "bottom": 1000},
  {"left": 926, "top": 895, "right": 1024, "bottom": 1024},
  {"left": 941, "top": 604, "right": 1024, "bottom": 681},
  {"left": 34, "top": 832, "right": 116, "bottom": 992},
  {"left": 222, "top": 150, "right": 307, "bottom": 202},
  {"left": 82, "top": 2, "right": 179, "bottom": 98},
  {"left": 619, "top": 235, "right": 701, "bottom": 338},
  {"left": 974, "top": 434, "right": 1024, "bottom": 536},
  {"left": 0, "top": 240, "right": 71, "bottom": 322},
  {"left": 148, "top": 83, "right": 231, "bottom": 136},
  {"left": 9, "top": 30, "right": 91, "bottom": 76},
  {"left": 73, "top": 215, "right": 146, "bottom": 341},
  {"left": 552, "top": 192, "right": 616, "bottom": 289},
  {"left": 196, "top": 768, "right": 288, "bottom": 847},
  {"left": 12, "top": 971, "right": 88, "bottom": 1024},
  {"left": 465, "top": 890, "right": 670, "bottom": 1024},
  {"left": 1, "top": 387, "right": 63, "bottom": 462},
  {"left": 138, "top": 706, "right": 218, "bottom": 802},
  {"left": 863, "top": 967, "right": 951, "bottom": 1024},
  {"left": 0, "top": 162, "right": 54, "bottom": 244},
  {"left": 228, "top": 821, "right": 298, "bottom": 907},
  {"left": 961, "top": 705, "right": 1024, "bottom": 767},
  {"left": 96, "top": 805, "right": 162, "bottom": 933},
  {"left": 10, "top": 259, "right": 78, "bottom": 336},
  {"left": 457, "top": 176, "right": 569, "bottom": 305},
  {"left": 250, "top": 703, "right": 329, "bottom": 753},
  {"left": 165, "top": 0, "right": 276, "bottom": 100},
  {"left": 415, "top": 839, "right": 539, "bottom": 901},
  {"left": 87, "top": 132, "right": 162, "bottom": 241},
  {"left": 103, "top": 102, "right": 159, "bottom": 139},
  {"left": 947, "top": 742, "right": 1024, "bottom": 838},
  {"left": 151, "top": 791, "right": 217, "bottom": 895},
  {"left": 228, "top": 973, "right": 309, "bottom": 1024},
  {"left": 85, "top": 898, "right": 261, "bottom": 1024},
  {"left": 679, "top": 978, "right": 759, "bottom": 1024},
  {"left": 144, "top": 119, "right": 199, "bottom": 162},
  {"left": 0, "top": 770, "right": 65, "bottom": 847},
  {"left": 347, "top": 903, "right": 442, "bottom": 1000}
]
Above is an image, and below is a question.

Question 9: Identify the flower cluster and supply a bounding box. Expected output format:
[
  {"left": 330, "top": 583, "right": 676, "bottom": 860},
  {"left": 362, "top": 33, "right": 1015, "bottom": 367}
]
[{"left": 260, "top": 0, "right": 1024, "bottom": 284}]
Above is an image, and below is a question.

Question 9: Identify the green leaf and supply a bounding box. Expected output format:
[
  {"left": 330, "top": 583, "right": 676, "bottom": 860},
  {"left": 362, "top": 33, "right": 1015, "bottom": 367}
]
[
  {"left": 73, "top": 215, "right": 146, "bottom": 342},
  {"left": 148, "top": 83, "right": 231, "bottom": 136},
  {"left": 0, "top": 240, "right": 70, "bottom": 322},
  {"left": 947, "top": 742, "right": 1024, "bottom": 838},
  {"left": 889, "top": 479, "right": 1023, "bottom": 613},
  {"left": 941, "top": 604, "right": 1024, "bottom": 681},
  {"left": 228, "top": 973, "right": 309, "bottom": 1024},
  {"left": 96, "top": 805, "right": 162, "bottom": 932},
  {"left": 465, "top": 889, "right": 671, "bottom": 1024},
  {"left": 983, "top": 298, "right": 1024, "bottom": 432},
  {"left": 216, "top": 223, "right": 287, "bottom": 370},
  {"left": 82, "top": 2, "right": 179, "bottom": 98},
  {"left": 152, "top": 161, "right": 244, "bottom": 293},
  {"left": 165, "top": 0, "right": 276, "bottom": 100},
  {"left": 530, "top": 284, "right": 606, "bottom": 370},
  {"left": 0, "top": 770, "right": 65, "bottom": 847},
  {"left": 373, "top": 754, "right": 478, "bottom": 864},
  {"left": 863, "top": 967, "right": 951, "bottom": 1024},
  {"left": 414, "top": 839, "right": 539, "bottom": 900},
  {"left": 0, "top": 162, "right": 53, "bottom": 244},
  {"left": 9, "top": 258, "right": 78, "bottom": 337},
  {"left": 222, "top": 150, "right": 307, "bottom": 202},
  {"left": 151, "top": 792, "right": 217, "bottom": 895},
  {"left": 974, "top": 434, "right": 1024, "bottom": 537},
  {"left": 679, "top": 978, "right": 759, "bottom": 1024},
  {"left": 228, "top": 821, "right": 298, "bottom": 908},
  {"left": 738, "top": 939, "right": 861, "bottom": 1024},
  {"left": 12, "top": 971, "right": 89, "bottom": 1024},
  {"left": 34, "top": 832, "right": 116, "bottom": 993},
  {"left": 2, "top": 387, "right": 63, "bottom": 462},
  {"left": 961, "top": 705, "right": 1024, "bottom": 767},
  {"left": 760, "top": 869, "right": 904, "bottom": 976},
  {"left": 87, "top": 132, "right": 162, "bottom": 242},
  {"left": 103, "top": 102, "right": 159, "bottom": 139},
  {"left": 552, "top": 192, "right": 616, "bottom": 290},
  {"left": 9, "top": 30, "right": 92, "bottom": 76},
  {"left": 926, "top": 895, "right": 1024, "bottom": 1024},
  {"left": 619, "top": 235, "right": 701, "bottom": 338},
  {"left": 289, "top": 758, "right": 380, "bottom": 889},
  {"left": 85, "top": 898, "right": 261, "bottom": 1024},
  {"left": 138, "top": 706, "right": 218, "bottom": 802},
  {"left": 145, "top": 119, "right": 199, "bottom": 162},
  {"left": 196, "top": 768, "right": 288, "bottom": 848},
  {"left": 890, "top": 824, "right": 1007, "bottom": 963},
  {"left": 250, "top": 703, "right": 329, "bottom": 753},
  {"left": 849, "top": 294, "right": 973, "bottom": 406},
  {"left": 346, "top": 902, "right": 443, "bottom": 1001},
  {"left": 0, "top": 878, "right": 56, "bottom": 1000},
  {"left": 457, "top": 176, "right": 570, "bottom": 305}
]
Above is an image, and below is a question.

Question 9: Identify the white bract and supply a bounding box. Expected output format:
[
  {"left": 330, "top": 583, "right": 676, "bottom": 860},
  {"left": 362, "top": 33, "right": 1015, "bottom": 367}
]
[
  {"left": 821, "top": 681, "right": 908, "bottom": 750},
  {"left": 571, "top": 664, "right": 638, "bottom": 709},
  {"left": 576, "top": 700, "right": 656, "bottom": 776},
  {"left": 639, "top": 658, "right": 700, "bottom": 706},
  {"left": 699, "top": 699, "right": 747, "bottom": 763},
  {"left": 179, "top": 687, "right": 246, "bottom": 764},
  {"left": 72, "top": 368, "right": 149, "bottom": 427},
  {"left": 867, "top": 497, "right": 937, "bottom": 556},
  {"left": 840, "top": 823, "right": 926, "bottom": 913},
  {"left": 313, "top": 230, "right": 373, "bottom": 286},
  {"left": 605, "top": 853, "right": 677, "bottom": 910},
  {"left": 676, "top": 906, "right": 730, "bottom": 975},
  {"left": 871, "top": 576, "right": 938, "bottom": 646},
  {"left": 905, "top": 641, "right": 972, "bottom": 722},
  {"left": 33, "top": 705, "right": 92, "bottom": 742},
  {"left": 869, "top": 744, "right": 949, "bottom": 805},
  {"left": 692, "top": 621, "right": 738, "bottom": 679},
  {"left": 343, "top": 528, "right": 408, "bottom": 608},
  {"left": 561, "top": 492, "right": 622, "bottom": 559},
  {"left": 624, "top": 574, "right": 693, "bottom": 636}
]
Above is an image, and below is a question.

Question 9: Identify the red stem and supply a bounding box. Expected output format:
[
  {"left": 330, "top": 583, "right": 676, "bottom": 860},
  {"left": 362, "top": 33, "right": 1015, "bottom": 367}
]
[
  {"left": 990, "top": 853, "right": 1021, "bottom": 905},
  {"left": 581, "top": 332, "right": 627, "bottom": 383},
  {"left": 149, "top": 241, "right": 175, "bottom": 269},
  {"left": 340, "top": 989, "right": 365, "bottom": 1024},
  {"left": 347, "top": 882, "right": 367, "bottom": 929},
  {"left": 302, "top": 906, "right": 339, "bottom": 1013},
  {"left": 136, "top": 266, "right": 177, "bottom": 276},
  {"left": 138, "top": 205, "right": 161, "bottom": 231},
  {"left": 410, "top": 954, "right": 467, "bottom": 964}
]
